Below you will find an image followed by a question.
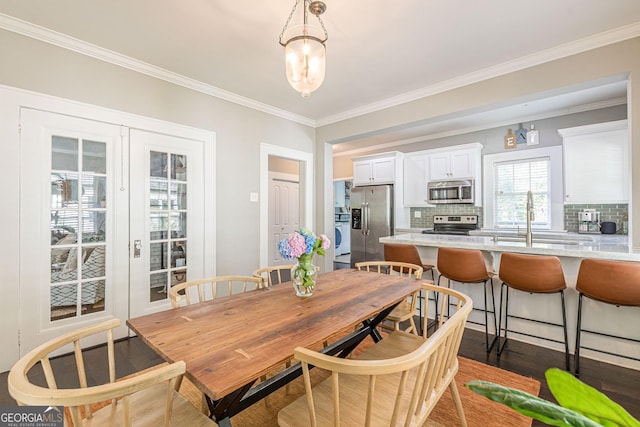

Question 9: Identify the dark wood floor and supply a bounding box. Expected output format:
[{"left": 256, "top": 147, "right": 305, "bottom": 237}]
[{"left": 2, "top": 328, "right": 638, "bottom": 426}]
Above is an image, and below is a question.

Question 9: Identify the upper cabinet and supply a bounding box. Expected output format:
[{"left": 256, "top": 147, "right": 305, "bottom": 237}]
[
  {"left": 403, "top": 153, "right": 430, "bottom": 206},
  {"left": 351, "top": 152, "right": 408, "bottom": 228},
  {"left": 429, "top": 146, "right": 479, "bottom": 181},
  {"left": 352, "top": 153, "right": 398, "bottom": 186},
  {"left": 559, "top": 120, "right": 628, "bottom": 204},
  {"left": 403, "top": 143, "right": 483, "bottom": 207}
]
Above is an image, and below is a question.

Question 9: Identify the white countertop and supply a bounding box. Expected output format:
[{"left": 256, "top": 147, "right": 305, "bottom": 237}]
[{"left": 382, "top": 232, "right": 640, "bottom": 261}]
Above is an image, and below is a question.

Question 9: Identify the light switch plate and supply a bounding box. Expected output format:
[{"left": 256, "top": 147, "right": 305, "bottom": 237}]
[
  {"left": 414, "top": 211, "right": 421, "bottom": 218},
  {"left": 249, "top": 192, "right": 259, "bottom": 202}
]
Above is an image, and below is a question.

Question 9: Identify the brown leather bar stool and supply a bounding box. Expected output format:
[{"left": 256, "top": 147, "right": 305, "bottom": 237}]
[
  {"left": 384, "top": 243, "right": 435, "bottom": 335},
  {"left": 437, "top": 247, "right": 497, "bottom": 351},
  {"left": 497, "top": 253, "right": 569, "bottom": 370},
  {"left": 575, "top": 258, "right": 640, "bottom": 376}
]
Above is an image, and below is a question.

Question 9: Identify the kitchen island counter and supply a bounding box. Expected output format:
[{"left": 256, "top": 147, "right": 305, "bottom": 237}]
[
  {"left": 381, "top": 233, "right": 640, "bottom": 261},
  {"left": 380, "top": 232, "right": 640, "bottom": 370}
]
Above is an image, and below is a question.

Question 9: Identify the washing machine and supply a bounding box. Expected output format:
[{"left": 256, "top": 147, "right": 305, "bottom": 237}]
[
  {"left": 334, "top": 224, "right": 343, "bottom": 256},
  {"left": 340, "top": 221, "right": 350, "bottom": 254}
]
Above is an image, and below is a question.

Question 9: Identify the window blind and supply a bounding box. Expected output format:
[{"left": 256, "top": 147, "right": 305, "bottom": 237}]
[{"left": 494, "top": 157, "right": 550, "bottom": 228}]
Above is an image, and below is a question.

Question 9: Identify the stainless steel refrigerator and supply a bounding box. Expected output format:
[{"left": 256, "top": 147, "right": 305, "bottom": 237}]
[{"left": 350, "top": 184, "right": 394, "bottom": 267}]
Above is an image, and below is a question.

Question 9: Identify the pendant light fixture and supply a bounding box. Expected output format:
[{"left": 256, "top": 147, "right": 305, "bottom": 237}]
[{"left": 279, "top": 0, "right": 328, "bottom": 98}]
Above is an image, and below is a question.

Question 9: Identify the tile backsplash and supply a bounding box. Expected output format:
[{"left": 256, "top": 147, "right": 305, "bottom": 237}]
[
  {"left": 409, "top": 203, "right": 628, "bottom": 234},
  {"left": 409, "top": 205, "right": 483, "bottom": 229},
  {"left": 564, "top": 204, "right": 628, "bottom": 234}
]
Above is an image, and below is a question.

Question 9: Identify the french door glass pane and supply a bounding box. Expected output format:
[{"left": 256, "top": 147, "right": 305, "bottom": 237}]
[
  {"left": 52, "top": 136, "right": 78, "bottom": 171},
  {"left": 150, "top": 181, "right": 169, "bottom": 209},
  {"left": 150, "top": 213, "right": 169, "bottom": 240},
  {"left": 150, "top": 151, "right": 168, "bottom": 178},
  {"left": 83, "top": 140, "right": 107, "bottom": 174},
  {"left": 171, "top": 154, "right": 187, "bottom": 181},
  {"left": 50, "top": 136, "right": 107, "bottom": 321},
  {"left": 149, "top": 150, "right": 188, "bottom": 302}
]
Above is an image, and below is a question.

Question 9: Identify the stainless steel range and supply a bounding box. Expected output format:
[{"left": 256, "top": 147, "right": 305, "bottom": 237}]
[{"left": 421, "top": 215, "right": 478, "bottom": 235}]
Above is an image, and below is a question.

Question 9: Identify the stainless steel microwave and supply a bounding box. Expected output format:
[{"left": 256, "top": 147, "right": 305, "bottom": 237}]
[{"left": 427, "top": 179, "right": 474, "bottom": 204}]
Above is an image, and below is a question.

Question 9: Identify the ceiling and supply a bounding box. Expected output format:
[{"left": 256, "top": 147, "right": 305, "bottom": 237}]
[{"left": 1, "top": 1, "right": 639, "bottom": 148}]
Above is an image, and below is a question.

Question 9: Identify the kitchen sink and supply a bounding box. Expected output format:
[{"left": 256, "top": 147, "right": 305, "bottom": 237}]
[{"left": 493, "top": 236, "right": 585, "bottom": 245}]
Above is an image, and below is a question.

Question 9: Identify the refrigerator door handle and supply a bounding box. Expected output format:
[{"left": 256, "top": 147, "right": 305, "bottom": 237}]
[{"left": 364, "top": 202, "right": 370, "bottom": 236}]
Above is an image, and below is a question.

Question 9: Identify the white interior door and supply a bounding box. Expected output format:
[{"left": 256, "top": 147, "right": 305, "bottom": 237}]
[
  {"left": 129, "top": 129, "right": 205, "bottom": 317},
  {"left": 19, "top": 109, "right": 129, "bottom": 355},
  {"left": 268, "top": 173, "right": 300, "bottom": 265}
]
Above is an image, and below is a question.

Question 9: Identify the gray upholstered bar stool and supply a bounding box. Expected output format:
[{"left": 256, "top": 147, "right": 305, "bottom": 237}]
[
  {"left": 497, "top": 252, "right": 569, "bottom": 370},
  {"left": 436, "top": 247, "right": 497, "bottom": 351},
  {"left": 384, "top": 243, "right": 435, "bottom": 334},
  {"left": 575, "top": 258, "right": 640, "bottom": 376}
]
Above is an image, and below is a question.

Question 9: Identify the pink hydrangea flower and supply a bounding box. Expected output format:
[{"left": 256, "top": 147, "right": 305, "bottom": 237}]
[
  {"left": 287, "top": 232, "right": 307, "bottom": 258},
  {"left": 320, "top": 234, "right": 330, "bottom": 250}
]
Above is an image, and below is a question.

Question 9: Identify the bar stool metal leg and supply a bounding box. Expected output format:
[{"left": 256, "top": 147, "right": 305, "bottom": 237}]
[
  {"left": 417, "top": 268, "right": 435, "bottom": 336},
  {"left": 442, "top": 275, "right": 496, "bottom": 352},
  {"left": 575, "top": 293, "right": 585, "bottom": 376},
  {"left": 497, "top": 285, "right": 569, "bottom": 371},
  {"left": 497, "top": 282, "right": 509, "bottom": 355},
  {"left": 560, "top": 291, "right": 570, "bottom": 371}
]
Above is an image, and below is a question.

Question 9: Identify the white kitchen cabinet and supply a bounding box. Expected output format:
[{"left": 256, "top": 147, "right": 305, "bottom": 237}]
[
  {"left": 353, "top": 155, "right": 396, "bottom": 185},
  {"left": 559, "top": 120, "right": 628, "bottom": 204},
  {"left": 351, "top": 152, "right": 408, "bottom": 227},
  {"left": 429, "top": 147, "right": 477, "bottom": 181},
  {"left": 403, "top": 143, "right": 483, "bottom": 207},
  {"left": 403, "top": 153, "right": 430, "bottom": 206}
]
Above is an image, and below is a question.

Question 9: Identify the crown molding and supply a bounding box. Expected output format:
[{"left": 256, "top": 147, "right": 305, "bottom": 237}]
[
  {"left": 1, "top": 12, "right": 637, "bottom": 130},
  {"left": 317, "top": 22, "right": 640, "bottom": 127},
  {"left": 0, "top": 13, "right": 316, "bottom": 128}
]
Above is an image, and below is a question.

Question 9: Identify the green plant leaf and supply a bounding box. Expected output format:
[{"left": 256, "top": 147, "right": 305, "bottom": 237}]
[
  {"left": 465, "top": 380, "right": 602, "bottom": 427},
  {"left": 316, "top": 248, "right": 326, "bottom": 256},
  {"left": 546, "top": 368, "right": 640, "bottom": 427}
]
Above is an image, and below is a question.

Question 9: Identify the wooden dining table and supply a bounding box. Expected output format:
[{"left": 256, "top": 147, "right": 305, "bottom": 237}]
[{"left": 126, "top": 268, "right": 422, "bottom": 426}]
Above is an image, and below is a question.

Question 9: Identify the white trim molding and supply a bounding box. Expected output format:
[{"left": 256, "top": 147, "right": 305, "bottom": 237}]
[{"left": 1, "top": 12, "right": 638, "bottom": 128}]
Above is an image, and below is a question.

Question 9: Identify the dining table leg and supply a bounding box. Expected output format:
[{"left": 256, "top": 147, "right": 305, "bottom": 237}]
[{"left": 204, "top": 301, "right": 401, "bottom": 424}]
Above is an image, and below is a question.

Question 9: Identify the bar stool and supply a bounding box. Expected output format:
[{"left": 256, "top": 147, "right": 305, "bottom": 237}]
[
  {"left": 575, "top": 258, "right": 640, "bottom": 375},
  {"left": 384, "top": 243, "right": 435, "bottom": 335},
  {"left": 496, "top": 253, "right": 569, "bottom": 370},
  {"left": 437, "top": 247, "right": 497, "bottom": 351}
]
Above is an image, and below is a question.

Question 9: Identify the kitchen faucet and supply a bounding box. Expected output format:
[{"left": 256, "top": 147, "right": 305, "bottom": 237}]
[{"left": 525, "top": 190, "right": 534, "bottom": 246}]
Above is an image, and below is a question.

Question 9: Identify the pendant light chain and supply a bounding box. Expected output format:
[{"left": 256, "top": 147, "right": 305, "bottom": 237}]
[
  {"left": 279, "top": 0, "right": 328, "bottom": 45},
  {"left": 279, "top": 0, "right": 301, "bottom": 45}
]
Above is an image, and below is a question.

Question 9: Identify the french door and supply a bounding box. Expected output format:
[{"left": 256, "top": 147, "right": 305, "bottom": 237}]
[
  {"left": 19, "top": 109, "right": 206, "bottom": 355},
  {"left": 20, "top": 109, "right": 129, "bottom": 353},
  {"left": 129, "top": 129, "right": 205, "bottom": 318}
]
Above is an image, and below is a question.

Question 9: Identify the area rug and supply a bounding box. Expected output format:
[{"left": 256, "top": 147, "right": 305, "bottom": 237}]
[{"left": 179, "top": 356, "right": 540, "bottom": 427}]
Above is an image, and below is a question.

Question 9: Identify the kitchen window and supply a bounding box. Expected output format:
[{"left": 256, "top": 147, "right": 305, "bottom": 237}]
[
  {"left": 494, "top": 158, "right": 550, "bottom": 228},
  {"left": 482, "top": 146, "right": 564, "bottom": 230}
]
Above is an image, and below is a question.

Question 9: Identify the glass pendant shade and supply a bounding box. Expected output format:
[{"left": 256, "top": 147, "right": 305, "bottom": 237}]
[{"left": 282, "top": 24, "right": 326, "bottom": 98}]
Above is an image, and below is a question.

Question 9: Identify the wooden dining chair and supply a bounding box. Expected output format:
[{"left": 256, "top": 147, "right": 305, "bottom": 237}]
[
  {"left": 277, "top": 283, "right": 472, "bottom": 427},
  {"left": 384, "top": 243, "right": 436, "bottom": 335},
  {"left": 169, "top": 275, "right": 264, "bottom": 308},
  {"left": 252, "top": 264, "right": 294, "bottom": 287},
  {"left": 8, "top": 318, "right": 217, "bottom": 427},
  {"left": 355, "top": 261, "right": 424, "bottom": 334}
]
